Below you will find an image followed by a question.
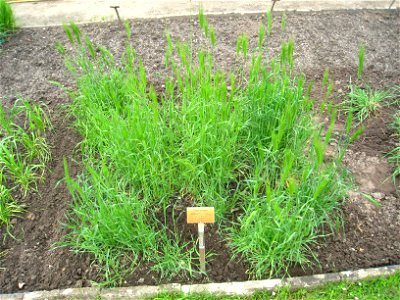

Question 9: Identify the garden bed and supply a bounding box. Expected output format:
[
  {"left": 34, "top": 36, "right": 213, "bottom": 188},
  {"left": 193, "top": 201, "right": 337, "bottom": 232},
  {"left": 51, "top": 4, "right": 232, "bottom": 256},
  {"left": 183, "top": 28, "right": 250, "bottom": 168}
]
[{"left": 0, "top": 9, "right": 399, "bottom": 293}]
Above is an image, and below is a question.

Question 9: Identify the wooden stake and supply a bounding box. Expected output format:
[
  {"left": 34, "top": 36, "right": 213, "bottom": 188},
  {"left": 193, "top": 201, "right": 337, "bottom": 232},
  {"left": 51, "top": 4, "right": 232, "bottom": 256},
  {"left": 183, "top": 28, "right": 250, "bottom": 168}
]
[
  {"left": 198, "top": 223, "right": 206, "bottom": 272},
  {"left": 271, "top": 0, "right": 280, "bottom": 12},
  {"left": 110, "top": 6, "right": 122, "bottom": 24}
]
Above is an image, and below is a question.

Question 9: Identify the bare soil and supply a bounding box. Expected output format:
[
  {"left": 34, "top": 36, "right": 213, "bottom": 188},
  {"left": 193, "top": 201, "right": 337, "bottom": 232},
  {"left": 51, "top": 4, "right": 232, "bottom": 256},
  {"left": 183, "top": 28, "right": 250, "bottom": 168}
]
[{"left": 0, "top": 10, "right": 399, "bottom": 293}]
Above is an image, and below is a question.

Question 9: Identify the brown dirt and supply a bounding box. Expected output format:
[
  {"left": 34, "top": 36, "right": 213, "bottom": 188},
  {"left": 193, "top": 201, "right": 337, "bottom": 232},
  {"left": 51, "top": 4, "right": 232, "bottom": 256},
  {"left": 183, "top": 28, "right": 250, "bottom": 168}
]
[{"left": 0, "top": 10, "right": 399, "bottom": 293}]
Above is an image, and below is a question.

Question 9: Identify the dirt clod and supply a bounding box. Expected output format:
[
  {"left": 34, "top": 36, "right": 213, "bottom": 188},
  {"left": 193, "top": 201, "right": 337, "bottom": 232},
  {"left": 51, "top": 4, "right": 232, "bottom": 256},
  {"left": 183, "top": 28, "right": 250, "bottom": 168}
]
[{"left": 371, "top": 192, "right": 385, "bottom": 200}]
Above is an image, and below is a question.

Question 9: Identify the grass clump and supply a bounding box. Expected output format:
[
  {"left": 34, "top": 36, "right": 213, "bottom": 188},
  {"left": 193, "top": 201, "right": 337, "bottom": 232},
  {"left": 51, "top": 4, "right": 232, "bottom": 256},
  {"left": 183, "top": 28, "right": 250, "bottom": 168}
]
[
  {"left": 340, "top": 85, "right": 399, "bottom": 124},
  {"left": 387, "top": 113, "right": 400, "bottom": 183},
  {"left": 0, "top": 99, "right": 51, "bottom": 230},
  {"left": 0, "top": 172, "right": 23, "bottom": 233},
  {"left": 0, "top": 0, "right": 15, "bottom": 44},
  {"left": 59, "top": 14, "right": 358, "bottom": 284}
]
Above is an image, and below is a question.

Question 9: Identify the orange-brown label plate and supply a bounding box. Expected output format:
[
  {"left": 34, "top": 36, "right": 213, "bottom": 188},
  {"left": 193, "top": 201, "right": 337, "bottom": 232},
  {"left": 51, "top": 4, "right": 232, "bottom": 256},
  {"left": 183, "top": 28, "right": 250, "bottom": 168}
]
[{"left": 187, "top": 207, "right": 215, "bottom": 224}]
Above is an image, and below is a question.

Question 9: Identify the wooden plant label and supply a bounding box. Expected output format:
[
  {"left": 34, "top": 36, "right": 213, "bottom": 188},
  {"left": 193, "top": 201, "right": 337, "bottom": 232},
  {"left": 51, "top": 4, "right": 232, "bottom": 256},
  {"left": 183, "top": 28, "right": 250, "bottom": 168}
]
[
  {"left": 186, "top": 207, "right": 215, "bottom": 224},
  {"left": 186, "top": 207, "right": 215, "bottom": 273}
]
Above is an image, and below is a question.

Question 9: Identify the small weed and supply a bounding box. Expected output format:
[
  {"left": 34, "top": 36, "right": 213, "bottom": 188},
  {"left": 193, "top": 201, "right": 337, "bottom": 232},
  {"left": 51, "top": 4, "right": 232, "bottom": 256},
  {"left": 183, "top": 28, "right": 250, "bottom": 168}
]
[
  {"left": 281, "top": 13, "right": 286, "bottom": 32},
  {"left": 358, "top": 44, "right": 365, "bottom": 80},
  {"left": 388, "top": 147, "right": 400, "bottom": 184},
  {"left": 391, "top": 112, "right": 400, "bottom": 135},
  {"left": 0, "top": 173, "right": 23, "bottom": 232},
  {"left": 387, "top": 113, "right": 400, "bottom": 183},
  {"left": 258, "top": 22, "right": 265, "bottom": 49},
  {"left": 266, "top": 10, "right": 272, "bottom": 36},
  {"left": 361, "top": 193, "right": 382, "bottom": 207},
  {"left": 322, "top": 67, "right": 329, "bottom": 87}
]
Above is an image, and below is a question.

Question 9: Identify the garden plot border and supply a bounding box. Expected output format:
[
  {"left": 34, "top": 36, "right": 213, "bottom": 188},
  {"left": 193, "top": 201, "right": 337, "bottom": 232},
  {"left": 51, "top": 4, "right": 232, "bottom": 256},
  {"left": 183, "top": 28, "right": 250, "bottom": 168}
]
[{"left": 1, "top": 265, "right": 399, "bottom": 300}]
